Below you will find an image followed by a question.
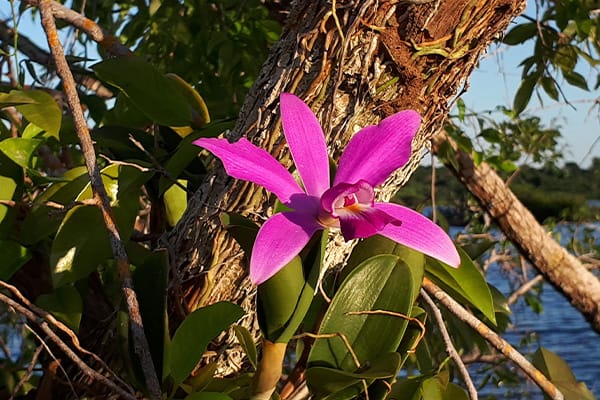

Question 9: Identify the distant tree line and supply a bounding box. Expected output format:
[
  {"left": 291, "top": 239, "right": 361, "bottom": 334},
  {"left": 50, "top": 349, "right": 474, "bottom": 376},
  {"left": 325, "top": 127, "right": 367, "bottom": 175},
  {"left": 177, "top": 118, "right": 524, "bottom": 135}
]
[{"left": 396, "top": 158, "right": 600, "bottom": 224}]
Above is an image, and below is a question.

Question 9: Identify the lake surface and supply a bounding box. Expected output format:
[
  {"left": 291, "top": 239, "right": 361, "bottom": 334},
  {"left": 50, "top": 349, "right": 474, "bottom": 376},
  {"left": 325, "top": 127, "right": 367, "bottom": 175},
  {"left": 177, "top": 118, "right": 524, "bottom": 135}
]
[{"left": 471, "top": 222, "right": 600, "bottom": 399}]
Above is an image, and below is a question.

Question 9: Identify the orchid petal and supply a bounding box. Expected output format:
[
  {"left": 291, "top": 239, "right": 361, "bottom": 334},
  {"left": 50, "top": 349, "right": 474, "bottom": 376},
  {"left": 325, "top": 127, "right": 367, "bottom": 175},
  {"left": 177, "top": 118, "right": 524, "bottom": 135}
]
[
  {"left": 250, "top": 211, "right": 323, "bottom": 284},
  {"left": 194, "top": 137, "right": 303, "bottom": 205},
  {"left": 280, "top": 93, "right": 330, "bottom": 197},
  {"left": 337, "top": 206, "right": 400, "bottom": 241},
  {"left": 320, "top": 180, "right": 374, "bottom": 214},
  {"left": 334, "top": 110, "right": 421, "bottom": 187},
  {"left": 374, "top": 202, "right": 461, "bottom": 267}
]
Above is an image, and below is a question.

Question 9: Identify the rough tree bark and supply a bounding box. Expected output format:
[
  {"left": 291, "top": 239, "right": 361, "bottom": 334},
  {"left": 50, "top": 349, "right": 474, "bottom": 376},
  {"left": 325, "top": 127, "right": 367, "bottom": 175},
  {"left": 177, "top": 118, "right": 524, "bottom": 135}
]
[
  {"left": 165, "top": 0, "right": 527, "bottom": 371},
  {"left": 433, "top": 132, "right": 600, "bottom": 333}
]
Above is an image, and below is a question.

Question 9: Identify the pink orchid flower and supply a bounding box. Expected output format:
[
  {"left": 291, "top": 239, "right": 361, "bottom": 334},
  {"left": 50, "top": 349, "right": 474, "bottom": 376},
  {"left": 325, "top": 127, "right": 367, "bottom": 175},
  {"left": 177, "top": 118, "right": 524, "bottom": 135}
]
[{"left": 194, "top": 93, "right": 460, "bottom": 284}]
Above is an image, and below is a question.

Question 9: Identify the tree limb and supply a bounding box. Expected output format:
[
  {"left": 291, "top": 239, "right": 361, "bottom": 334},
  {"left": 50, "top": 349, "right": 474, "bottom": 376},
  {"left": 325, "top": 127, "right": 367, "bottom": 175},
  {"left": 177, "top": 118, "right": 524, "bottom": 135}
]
[
  {"left": 421, "top": 278, "right": 564, "bottom": 400},
  {"left": 37, "top": 1, "right": 161, "bottom": 398},
  {"left": 433, "top": 130, "right": 600, "bottom": 333}
]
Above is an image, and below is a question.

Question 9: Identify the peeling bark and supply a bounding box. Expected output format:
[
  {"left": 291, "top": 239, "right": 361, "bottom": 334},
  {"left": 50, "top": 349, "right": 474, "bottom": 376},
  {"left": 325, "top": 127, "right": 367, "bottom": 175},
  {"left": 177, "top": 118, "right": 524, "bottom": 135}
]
[
  {"left": 165, "top": 0, "right": 527, "bottom": 372},
  {"left": 433, "top": 132, "right": 600, "bottom": 334}
]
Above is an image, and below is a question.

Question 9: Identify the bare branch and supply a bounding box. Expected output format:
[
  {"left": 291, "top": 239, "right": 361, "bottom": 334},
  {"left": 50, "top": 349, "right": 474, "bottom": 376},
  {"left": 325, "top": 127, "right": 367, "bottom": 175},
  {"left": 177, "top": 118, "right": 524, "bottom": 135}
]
[
  {"left": 422, "top": 278, "right": 564, "bottom": 400},
  {"left": 0, "top": 291, "right": 136, "bottom": 400},
  {"left": 36, "top": 1, "right": 161, "bottom": 398},
  {"left": 420, "top": 289, "right": 478, "bottom": 400}
]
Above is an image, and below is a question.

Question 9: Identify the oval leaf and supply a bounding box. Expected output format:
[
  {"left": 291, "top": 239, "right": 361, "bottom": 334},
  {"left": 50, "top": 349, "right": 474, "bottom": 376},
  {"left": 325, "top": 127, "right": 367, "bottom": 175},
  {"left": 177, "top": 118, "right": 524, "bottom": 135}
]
[
  {"left": 170, "top": 301, "right": 244, "bottom": 385},
  {"left": 308, "top": 255, "right": 417, "bottom": 373}
]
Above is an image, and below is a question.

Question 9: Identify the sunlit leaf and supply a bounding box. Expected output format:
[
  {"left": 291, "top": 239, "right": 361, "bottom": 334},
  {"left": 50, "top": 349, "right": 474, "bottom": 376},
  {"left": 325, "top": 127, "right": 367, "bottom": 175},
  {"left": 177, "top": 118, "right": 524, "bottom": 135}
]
[
  {"left": 0, "top": 138, "right": 43, "bottom": 168},
  {"left": 169, "top": 302, "right": 244, "bottom": 385},
  {"left": 93, "top": 57, "right": 192, "bottom": 126},
  {"left": 164, "top": 180, "right": 187, "bottom": 226},
  {"left": 308, "top": 255, "right": 416, "bottom": 372},
  {"left": 233, "top": 325, "right": 257, "bottom": 370}
]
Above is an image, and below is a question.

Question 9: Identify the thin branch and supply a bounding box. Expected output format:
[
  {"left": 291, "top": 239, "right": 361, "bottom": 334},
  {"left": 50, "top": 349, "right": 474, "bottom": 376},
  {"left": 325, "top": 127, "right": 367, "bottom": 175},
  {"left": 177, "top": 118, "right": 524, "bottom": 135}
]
[
  {"left": 36, "top": 2, "right": 161, "bottom": 398},
  {"left": 421, "top": 278, "right": 564, "bottom": 400},
  {"left": 9, "top": 345, "right": 43, "bottom": 400},
  {"left": 0, "top": 19, "right": 113, "bottom": 98},
  {"left": 419, "top": 289, "right": 478, "bottom": 400},
  {"left": 507, "top": 274, "right": 544, "bottom": 306},
  {"left": 0, "top": 291, "right": 136, "bottom": 400},
  {"left": 23, "top": 0, "right": 132, "bottom": 57}
]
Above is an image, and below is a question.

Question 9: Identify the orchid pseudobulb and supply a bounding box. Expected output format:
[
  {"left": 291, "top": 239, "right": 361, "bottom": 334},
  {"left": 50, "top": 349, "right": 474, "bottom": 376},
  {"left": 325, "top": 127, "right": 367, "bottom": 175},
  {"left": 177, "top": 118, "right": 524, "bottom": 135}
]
[{"left": 194, "top": 93, "right": 460, "bottom": 284}]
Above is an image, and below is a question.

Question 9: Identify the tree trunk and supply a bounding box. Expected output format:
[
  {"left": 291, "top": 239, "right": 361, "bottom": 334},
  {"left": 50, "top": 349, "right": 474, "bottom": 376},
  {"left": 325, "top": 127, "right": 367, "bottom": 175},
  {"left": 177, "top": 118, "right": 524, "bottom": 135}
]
[
  {"left": 165, "top": 0, "right": 527, "bottom": 371},
  {"left": 433, "top": 132, "right": 600, "bottom": 333}
]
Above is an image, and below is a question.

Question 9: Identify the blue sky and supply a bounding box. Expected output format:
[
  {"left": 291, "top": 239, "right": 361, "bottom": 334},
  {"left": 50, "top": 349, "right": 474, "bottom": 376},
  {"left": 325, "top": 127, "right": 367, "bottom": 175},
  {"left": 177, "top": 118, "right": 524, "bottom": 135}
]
[{"left": 4, "top": 1, "right": 599, "bottom": 167}]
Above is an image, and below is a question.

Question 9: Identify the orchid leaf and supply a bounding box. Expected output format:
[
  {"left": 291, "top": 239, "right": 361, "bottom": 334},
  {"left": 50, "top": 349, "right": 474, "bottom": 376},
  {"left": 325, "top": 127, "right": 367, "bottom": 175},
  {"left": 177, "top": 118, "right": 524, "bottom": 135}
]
[
  {"left": 169, "top": 301, "right": 244, "bottom": 385},
  {"left": 308, "top": 255, "right": 417, "bottom": 373},
  {"left": 306, "top": 352, "right": 401, "bottom": 400},
  {"left": 425, "top": 248, "right": 496, "bottom": 324}
]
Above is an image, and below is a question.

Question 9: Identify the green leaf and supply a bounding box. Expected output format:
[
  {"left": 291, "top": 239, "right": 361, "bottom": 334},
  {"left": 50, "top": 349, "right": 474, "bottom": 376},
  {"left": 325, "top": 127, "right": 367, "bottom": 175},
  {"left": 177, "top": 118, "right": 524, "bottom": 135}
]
[
  {"left": 232, "top": 325, "right": 257, "bottom": 370},
  {"left": 130, "top": 243, "right": 169, "bottom": 382},
  {"left": 0, "top": 239, "right": 31, "bottom": 280},
  {"left": 306, "top": 352, "right": 401, "bottom": 399},
  {"left": 541, "top": 76, "right": 560, "bottom": 101},
  {"left": 345, "top": 236, "right": 424, "bottom": 303},
  {"left": 0, "top": 90, "right": 62, "bottom": 139},
  {"left": 163, "top": 180, "right": 187, "bottom": 227},
  {"left": 169, "top": 301, "right": 244, "bottom": 385},
  {"left": 50, "top": 205, "right": 111, "bottom": 287},
  {"left": 426, "top": 248, "right": 496, "bottom": 324},
  {"left": 93, "top": 57, "right": 192, "bottom": 126},
  {"left": 308, "top": 255, "right": 417, "bottom": 373},
  {"left": 0, "top": 138, "right": 43, "bottom": 168},
  {"left": 184, "top": 393, "right": 233, "bottom": 400},
  {"left": 0, "top": 152, "right": 22, "bottom": 237},
  {"left": 532, "top": 347, "right": 595, "bottom": 400},
  {"left": 36, "top": 285, "right": 82, "bottom": 332},
  {"left": 513, "top": 75, "right": 537, "bottom": 115},
  {"left": 503, "top": 23, "right": 538, "bottom": 45},
  {"left": 563, "top": 70, "right": 589, "bottom": 91},
  {"left": 257, "top": 258, "right": 306, "bottom": 342}
]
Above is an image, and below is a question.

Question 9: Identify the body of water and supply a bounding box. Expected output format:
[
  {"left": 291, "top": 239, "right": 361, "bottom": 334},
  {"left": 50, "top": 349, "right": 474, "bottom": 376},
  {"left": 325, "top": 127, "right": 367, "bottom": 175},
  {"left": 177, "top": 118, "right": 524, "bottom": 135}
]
[{"left": 470, "top": 222, "right": 600, "bottom": 399}]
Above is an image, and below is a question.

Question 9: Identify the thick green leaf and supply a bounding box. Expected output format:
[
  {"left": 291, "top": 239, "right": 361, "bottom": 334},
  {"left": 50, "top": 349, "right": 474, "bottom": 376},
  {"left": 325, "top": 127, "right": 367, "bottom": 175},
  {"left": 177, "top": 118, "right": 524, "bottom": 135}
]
[
  {"left": 257, "top": 256, "right": 306, "bottom": 341},
  {"left": 0, "top": 239, "right": 31, "bottom": 280},
  {"left": 420, "top": 377, "right": 443, "bottom": 400},
  {"left": 169, "top": 301, "right": 244, "bottom": 385},
  {"left": 308, "top": 255, "right": 416, "bottom": 373},
  {"left": 503, "top": 23, "right": 538, "bottom": 45},
  {"left": 185, "top": 392, "right": 233, "bottom": 400},
  {"left": 0, "top": 138, "right": 43, "bottom": 168},
  {"left": 345, "top": 235, "right": 425, "bottom": 303},
  {"left": 541, "top": 76, "right": 560, "bottom": 101},
  {"left": 532, "top": 347, "right": 595, "bottom": 400},
  {"left": 426, "top": 248, "right": 496, "bottom": 324},
  {"left": 513, "top": 75, "right": 537, "bottom": 115},
  {"left": 36, "top": 285, "right": 82, "bottom": 332},
  {"left": 130, "top": 243, "right": 169, "bottom": 381},
  {"left": 306, "top": 352, "right": 401, "bottom": 399},
  {"left": 93, "top": 57, "right": 192, "bottom": 126},
  {"left": 388, "top": 376, "right": 423, "bottom": 400},
  {"left": 50, "top": 205, "right": 111, "bottom": 287},
  {"left": 232, "top": 325, "right": 257, "bottom": 370},
  {"left": 0, "top": 90, "right": 61, "bottom": 138}
]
